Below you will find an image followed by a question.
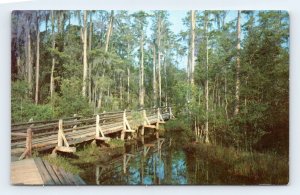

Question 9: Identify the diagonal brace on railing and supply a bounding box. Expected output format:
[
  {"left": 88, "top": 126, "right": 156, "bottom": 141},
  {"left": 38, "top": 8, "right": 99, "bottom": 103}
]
[
  {"left": 52, "top": 119, "right": 76, "bottom": 154},
  {"left": 95, "top": 115, "right": 110, "bottom": 141},
  {"left": 121, "top": 110, "right": 135, "bottom": 140},
  {"left": 143, "top": 110, "right": 150, "bottom": 125},
  {"left": 58, "top": 119, "right": 69, "bottom": 147},
  {"left": 169, "top": 107, "right": 175, "bottom": 119},
  {"left": 157, "top": 108, "right": 165, "bottom": 122}
]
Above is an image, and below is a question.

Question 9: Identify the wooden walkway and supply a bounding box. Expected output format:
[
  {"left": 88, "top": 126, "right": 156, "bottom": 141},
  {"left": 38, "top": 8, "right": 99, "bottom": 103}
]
[
  {"left": 11, "top": 107, "right": 174, "bottom": 159},
  {"left": 11, "top": 157, "right": 85, "bottom": 185},
  {"left": 11, "top": 158, "right": 43, "bottom": 185}
]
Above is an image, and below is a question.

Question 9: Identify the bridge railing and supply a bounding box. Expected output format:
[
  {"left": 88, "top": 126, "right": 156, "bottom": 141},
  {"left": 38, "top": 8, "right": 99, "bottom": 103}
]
[{"left": 11, "top": 106, "right": 174, "bottom": 159}]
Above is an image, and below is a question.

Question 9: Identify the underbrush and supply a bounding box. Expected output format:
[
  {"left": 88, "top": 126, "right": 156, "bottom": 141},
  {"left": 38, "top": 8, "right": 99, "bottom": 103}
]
[
  {"left": 165, "top": 118, "right": 191, "bottom": 131},
  {"left": 43, "top": 139, "right": 125, "bottom": 172},
  {"left": 188, "top": 143, "right": 288, "bottom": 184},
  {"left": 109, "top": 139, "right": 125, "bottom": 148}
]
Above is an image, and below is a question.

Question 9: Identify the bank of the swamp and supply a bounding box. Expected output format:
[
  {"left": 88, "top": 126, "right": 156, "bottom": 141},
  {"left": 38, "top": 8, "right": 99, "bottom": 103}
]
[
  {"left": 164, "top": 118, "right": 289, "bottom": 184},
  {"left": 181, "top": 141, "right": 289, "bottom": 184}
]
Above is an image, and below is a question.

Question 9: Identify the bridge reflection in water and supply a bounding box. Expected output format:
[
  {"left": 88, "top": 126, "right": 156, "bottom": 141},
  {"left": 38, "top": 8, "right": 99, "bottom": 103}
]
[
  {"left": 79, "top": 134, "right": 184, "bottom": 185},
  {"left": 80, "top": 129, "right": 254, "bottom": 185},
  {"left": 92, "top": 137, "right": 176, "bottom": 185}
]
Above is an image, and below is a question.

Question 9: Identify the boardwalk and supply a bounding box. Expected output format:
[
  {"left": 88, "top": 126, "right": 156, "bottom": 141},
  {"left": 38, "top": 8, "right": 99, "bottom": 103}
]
[
  {"left": 11, "top": 157, "right": 85, "bottom": 185},
  {"left": 11, "top": 158, "right": 43, "bottom": 185},
  {"left": 11, "top": 107, "right": 174, "bottom": 159}
]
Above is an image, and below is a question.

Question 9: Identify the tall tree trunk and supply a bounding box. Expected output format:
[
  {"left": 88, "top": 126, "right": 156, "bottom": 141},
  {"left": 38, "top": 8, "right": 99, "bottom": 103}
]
[
  {"left": 127, "top": 68, "right": 130, "bottom": 106},
  {"left": 224, "top": 71, "right": 229, "bottom": 120},
  {"left": 158, "top": 55, "right": 162, "bottom": 107},
  {"left": 105, "top": 10, "right": 114, "bottom": 52},
  {"left": 17, "top": 55, "right": 21, "bottom": 77},
  {"left": 35, "top": 13, "right": 40, "bottom": 104},
  {"left": 50, "top": 11, "right": 56, "bottom": 101},
  {"left": 163, "top": 54, "right": 168, "bottom": 106},
  {"left": 153, "top": 44, "right": 157, "bottom": 107},
  {"left": 234, "top": 10, "right": 241, "bottom": 116},
  {"left": 190, "top": 10, "right": 196, "bottom": 85},
  {"left": 93, "top": 86, "right": 97, "bottom": 113},
  {"left": 204, "top": 12, "right": 210, "bottom": 144},
  {"left": 57, "top": 11, "right": 63, "bottom": 35},
  {"left": 98, "top": 91, "right": 103, "bottom": 109},
  {"left": 88, "top": 12, "right": 93, "bottom": 103},
  {"left": 127, "top": 43, "right": 131, "bottom": 106},
  {"left": 187, "top": 44, "right": 191, "bottom": 101},
  {"left": 26, "top": 18, "right": 32, "bottom": 97},
  {"left": 139, "top": 30, "right": 145, "bottom": 107},
  {"left": 82, "top": 10, "right": 88, "bottom": 97},
  {"left": 158, "top": 54, "right": 162, "bottom": 107},
  {"left": 187, "top": 47, "right": 191, "bottom": 84},
  {"left": 45, "top": 13, "right": 49, "bottom": 33},
  {"left": 157, "top": 15, "right": 162, "bottom": 107},
  {"left": 120, "top": 74, "right": 123, "bottom": 107}
]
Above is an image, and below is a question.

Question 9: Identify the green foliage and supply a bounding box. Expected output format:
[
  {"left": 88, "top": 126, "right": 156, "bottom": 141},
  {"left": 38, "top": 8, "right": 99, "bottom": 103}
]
[
  {"left": 55, "top": 77, "right": 92, "bottom": 117},
  {"left": 11, "top": 80, "right": 54, "bottom": 122},
  {"left": 130, "top": 111, "right": 144, "bottom": 129},
  {"left": 72, "top": 143, "right": 125, "bottom": 164},
  {"left": 165, "top": 118, "right": 191, "bottom": 132},
  {"left": 73, "top": 144, "right": 101, "bottom": 164},
  {"left": 11, "top": 101, "right": 53, "bottom": 123},
  {"left": 109, "top": 139, "right": 125, "bottom": 148}
]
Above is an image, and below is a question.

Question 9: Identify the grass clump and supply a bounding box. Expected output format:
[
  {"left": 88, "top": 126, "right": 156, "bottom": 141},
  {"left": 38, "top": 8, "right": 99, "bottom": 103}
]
[
  {"left": 109, "top": 139, "right": 125, "bottom": 148},
  {"left": 72, "top": 144, "right": 101, "bottom": 164},
  {"left": 72, "top": 141, "right": 125, "bottom": 164},
  {"left": 43, "top": 155, "right": 82, "bottom": 175}
]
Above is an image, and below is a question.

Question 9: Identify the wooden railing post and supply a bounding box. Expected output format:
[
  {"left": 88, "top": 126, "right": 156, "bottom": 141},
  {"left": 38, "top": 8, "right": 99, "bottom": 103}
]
[
  {"left": 159, "top": 108, "right": 164, "bottom": 121},
  {"left": 168, "top": 107, "right": 171, "bottom": 119},
  {"left": 26, "top": 127, "right": 32, "bottom": 158},
  {"left": 53, "top": 119, "right": 76, "bottom": 154},
  {"left": 168, "top": 107, "right": 175, "bottom": 119},
  {"left": 143, "top": 109, "right": 150, "bottom": 125},
  {"left": 121, "top": 110, "right": 126, "bottom": 140},
  {"left": 58, "top": 119, "right": 63, "bottom": 147},
  {"left": 72, "top": 114, "right": 78, "bottom": 130},
  {"left": 95, "top": 114, "right": 110, "bottom": 141},
  {"left": 156, "top": 108, "right": 160, "bottom": 129},
  {"left": 18, "top": 127, "right": 33, "bottom": 160},
  {"left": 141, "top": 110, "right": 146, "bottom": 136},
  {"left": 96, "top": 115, "right": 100, "bottom": 138},
  {"left": 121, "top": 109, "right": 135, "bottom": 139}
]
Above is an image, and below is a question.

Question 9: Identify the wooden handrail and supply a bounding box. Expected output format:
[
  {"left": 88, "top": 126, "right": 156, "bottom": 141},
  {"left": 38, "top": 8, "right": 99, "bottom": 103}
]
[{"left": 11, "top": 107, "right": 173, "bottom": 154}]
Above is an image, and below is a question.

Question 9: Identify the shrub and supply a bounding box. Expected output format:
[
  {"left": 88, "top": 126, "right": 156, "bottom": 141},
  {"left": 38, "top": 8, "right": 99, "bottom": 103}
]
[
  {"left": 11, "top": 80, "right": 54, "bottom": 122},
  {"left": 55, "top": 78, "right": 92, "bottom": 117}
]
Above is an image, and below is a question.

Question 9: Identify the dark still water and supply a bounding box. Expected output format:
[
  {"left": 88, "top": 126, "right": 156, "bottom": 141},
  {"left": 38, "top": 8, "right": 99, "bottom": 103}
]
[{"left": 76, "top": 131, "right": 257, "bottom": 185}]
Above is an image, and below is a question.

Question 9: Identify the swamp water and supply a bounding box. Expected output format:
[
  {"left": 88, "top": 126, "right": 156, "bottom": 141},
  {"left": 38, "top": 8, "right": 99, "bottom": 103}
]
[{"left": 72, "top": 131, "right": 266, "bottom": 185}]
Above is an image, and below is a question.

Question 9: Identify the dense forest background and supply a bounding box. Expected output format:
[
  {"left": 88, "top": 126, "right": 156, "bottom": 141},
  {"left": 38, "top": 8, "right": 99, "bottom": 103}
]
[{"left": 11, "top": 10, "right": 289, "bottom": 153}]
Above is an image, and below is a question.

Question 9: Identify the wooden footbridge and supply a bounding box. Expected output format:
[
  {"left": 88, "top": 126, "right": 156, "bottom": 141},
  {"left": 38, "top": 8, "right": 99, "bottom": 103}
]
[{"left": 11, "top": 107, "right": 174, "bottom": 160}]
